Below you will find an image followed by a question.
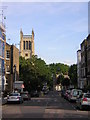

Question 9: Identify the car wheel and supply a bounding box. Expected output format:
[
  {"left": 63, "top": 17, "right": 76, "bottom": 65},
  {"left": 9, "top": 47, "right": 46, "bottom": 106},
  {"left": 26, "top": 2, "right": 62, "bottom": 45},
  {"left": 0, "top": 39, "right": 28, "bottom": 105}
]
[
  {"left": 19, "top": 100, "right": 22, "bottom": 104},
  {"left": 69, "top": 98, "right": 71, "bottom": 102},
  {"left": 80, "top": 104, "right": 83, "bottom": 110}
]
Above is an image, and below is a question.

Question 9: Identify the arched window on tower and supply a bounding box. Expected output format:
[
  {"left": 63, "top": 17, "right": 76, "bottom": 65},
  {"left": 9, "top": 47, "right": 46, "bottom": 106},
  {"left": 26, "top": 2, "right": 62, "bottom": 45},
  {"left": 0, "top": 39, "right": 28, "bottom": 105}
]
[
  {"left": 23, "top": 41, "right": 25, "bottom": 50},
  {"left": 29, "top": 41, "right": 31, "bottom": 50},
  {"left": 26, "top": 41, "right": 28, "bottom": 50}
]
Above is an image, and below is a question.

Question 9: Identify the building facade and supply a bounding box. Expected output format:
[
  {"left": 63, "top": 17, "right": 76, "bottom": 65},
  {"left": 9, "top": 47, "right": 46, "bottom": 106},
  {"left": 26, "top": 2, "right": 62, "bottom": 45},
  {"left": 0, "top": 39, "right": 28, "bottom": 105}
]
[
  {"left": 87, "top": 35, "right": 90, "bottom": 86},
  {"left": 0, "top": 23, "right": 6, "bottom": 92},
  {"left": 20, "top": 29, "right": 34, "bottom": 59},
  {"left": 77, "top": 50, "right": 82, "bottom": 88},
  {"left": 5, "top": 43, "right": 19, "bottom": 92},
  {"left": 78, "top": 35, "right": 90, "bottom": 89},
  {"left": 80, "top": 39, "right": 87, "bottom": 88}
]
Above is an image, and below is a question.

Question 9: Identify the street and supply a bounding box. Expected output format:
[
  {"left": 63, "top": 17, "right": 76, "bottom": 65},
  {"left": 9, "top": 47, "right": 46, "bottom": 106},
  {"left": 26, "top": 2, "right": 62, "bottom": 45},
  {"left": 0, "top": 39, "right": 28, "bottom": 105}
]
[{"left": 2, "top": 91, "right": 90, "bottom": 119}]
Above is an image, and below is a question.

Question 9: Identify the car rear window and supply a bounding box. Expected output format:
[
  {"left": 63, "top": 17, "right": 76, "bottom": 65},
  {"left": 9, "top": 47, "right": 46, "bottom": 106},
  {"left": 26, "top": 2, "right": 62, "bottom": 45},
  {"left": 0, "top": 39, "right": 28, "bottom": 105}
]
[
  {"left": 84, "top": 94, "right": 90, "bottom": 98},
  {"left": 10, "top": 93, "right": 19, "bottom": 96},
  {"left": 22, "top": 93, "right": 27, "bottom": 95},
  {"left": 72, "top": 90, "right": 77, "bottom": 96}
]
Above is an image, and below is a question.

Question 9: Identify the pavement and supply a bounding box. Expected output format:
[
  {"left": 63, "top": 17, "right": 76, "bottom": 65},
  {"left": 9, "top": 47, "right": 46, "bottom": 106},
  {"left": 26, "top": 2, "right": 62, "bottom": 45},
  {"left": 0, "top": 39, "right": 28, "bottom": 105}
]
[{"left": 2, "top": 97, "right": 7, "bottom": 105}]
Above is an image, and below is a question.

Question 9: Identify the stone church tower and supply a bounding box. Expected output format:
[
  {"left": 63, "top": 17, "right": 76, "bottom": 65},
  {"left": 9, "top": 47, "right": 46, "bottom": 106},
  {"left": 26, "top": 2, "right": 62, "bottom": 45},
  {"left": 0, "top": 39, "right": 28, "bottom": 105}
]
[{"left": 20, "top": 29, "right": 35, "bottom": 59}]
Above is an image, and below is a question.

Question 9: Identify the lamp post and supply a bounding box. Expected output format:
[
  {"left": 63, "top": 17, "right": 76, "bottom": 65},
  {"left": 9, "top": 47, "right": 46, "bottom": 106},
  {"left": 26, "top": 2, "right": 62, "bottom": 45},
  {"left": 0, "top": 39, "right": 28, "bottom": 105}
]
[
  {"left": 14, "top": 64, "right": 16, "bottom": 82},
  {"left": 13, "top": 64, "right": 16, "bottom": 91}
]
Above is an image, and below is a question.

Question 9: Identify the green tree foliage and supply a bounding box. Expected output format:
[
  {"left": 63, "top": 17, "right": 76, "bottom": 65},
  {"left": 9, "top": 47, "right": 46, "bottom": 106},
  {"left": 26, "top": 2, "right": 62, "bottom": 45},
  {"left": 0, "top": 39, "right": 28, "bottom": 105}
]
[
  {"left": 61, "top": 78, "right": 70, "bottom": 86},
  {"left": 56, "top": 74, "right": 64, "bottom": 84},
  {"left": 68, "top": 64, "right": 77, "bottom": 87},
  {"left": 19, "top": 56, "right": 52, "bottom": 92},
  {"left": 49, "top": 63, "right": 69, "bottom": 75},
  {"left": 19, "top": 56, "right": 70, "bottom": 92}
]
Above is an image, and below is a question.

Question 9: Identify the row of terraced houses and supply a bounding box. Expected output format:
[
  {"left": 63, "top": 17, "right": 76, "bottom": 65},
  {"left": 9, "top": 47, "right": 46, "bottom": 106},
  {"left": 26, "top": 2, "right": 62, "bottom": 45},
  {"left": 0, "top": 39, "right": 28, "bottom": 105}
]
[{"left": 77, "top": 34, "right": 90, "bottom": 89}]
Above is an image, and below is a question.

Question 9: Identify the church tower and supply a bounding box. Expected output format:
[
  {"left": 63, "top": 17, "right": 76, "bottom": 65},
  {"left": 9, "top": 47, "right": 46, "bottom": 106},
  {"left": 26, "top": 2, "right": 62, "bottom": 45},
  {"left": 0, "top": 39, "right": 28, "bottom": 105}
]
[{"left": 20, "top": 29, "right": 35, "bottom": 59}]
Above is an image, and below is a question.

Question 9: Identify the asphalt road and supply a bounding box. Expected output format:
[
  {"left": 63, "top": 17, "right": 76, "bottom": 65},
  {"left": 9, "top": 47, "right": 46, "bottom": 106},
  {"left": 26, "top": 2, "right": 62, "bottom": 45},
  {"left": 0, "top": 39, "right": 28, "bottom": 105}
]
[{"left": 2, "top": 91, "right": 90, "bottom": 119}]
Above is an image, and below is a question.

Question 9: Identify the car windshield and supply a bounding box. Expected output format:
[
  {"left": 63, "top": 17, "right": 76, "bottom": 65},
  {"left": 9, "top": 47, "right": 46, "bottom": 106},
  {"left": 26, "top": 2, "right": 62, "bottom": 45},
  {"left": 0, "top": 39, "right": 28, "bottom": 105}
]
[
  {"left": 72, "top": 90, "right": 77, "bottom": 96},
  {"left": 84, "top": 94, "right": 90, "bottom": 98},
  {"left": 10, "top": 93, "right": 19, "bottom": 96}
]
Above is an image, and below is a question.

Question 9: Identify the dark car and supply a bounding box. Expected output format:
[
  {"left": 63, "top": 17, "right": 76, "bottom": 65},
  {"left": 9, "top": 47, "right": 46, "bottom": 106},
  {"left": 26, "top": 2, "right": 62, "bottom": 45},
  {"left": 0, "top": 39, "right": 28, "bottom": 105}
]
[
  {"left": 21, "top": 91, "right": 31, "bottom": 101},
  {"left": 30, "top": 90, "right": 39, "bottom": 97},
  {"left": 64, "top": 90, "right": 71, "bottom": 100}
]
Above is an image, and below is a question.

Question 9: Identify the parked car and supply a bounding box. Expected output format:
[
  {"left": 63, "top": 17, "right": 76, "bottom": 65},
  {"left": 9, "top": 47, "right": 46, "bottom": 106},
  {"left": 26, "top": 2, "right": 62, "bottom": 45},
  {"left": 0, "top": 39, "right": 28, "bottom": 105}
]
[
  {"left": 76, "top": 93, "right": 90, "bottom": 110},
  {"left": 7, "top": 92, "right": 23, "bottom": 104},
  {"left": 21, "top": 91, "right": 31, "bottom": 101},
  {"left": 30, "top": 90, "right": 39, "bottom": 97},
  {"left": 68, "top": 89, "right": 82, "bottom": 102},
  {"left": 64, "top": 89, "right": 71, "bottom": 100}
]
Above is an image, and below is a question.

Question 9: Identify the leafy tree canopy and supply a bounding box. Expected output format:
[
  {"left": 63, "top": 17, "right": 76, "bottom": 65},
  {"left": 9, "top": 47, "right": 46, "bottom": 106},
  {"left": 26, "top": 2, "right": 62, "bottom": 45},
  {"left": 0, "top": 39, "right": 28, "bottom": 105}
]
[
  {"left": 68, "top": 64, "right": 77, "bottom": 87},
  {"left": 19, "top": 56, "right": 70, "bottom": 92},
  {"left": 19, "top": 56, "right": 52, "bottom": 92},
  {"left": 48, "top": 63, "right": 69, "bottom": 75}
]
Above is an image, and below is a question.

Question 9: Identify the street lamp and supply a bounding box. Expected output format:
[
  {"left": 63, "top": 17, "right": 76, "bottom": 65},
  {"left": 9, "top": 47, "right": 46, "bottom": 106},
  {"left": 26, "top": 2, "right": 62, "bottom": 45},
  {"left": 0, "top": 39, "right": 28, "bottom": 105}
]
[
  {"left": 13, "top": 64, "right": 16, "bottom": 82},
  {"left": 13, "top": 64, "right": 16, "bottom": 92}
]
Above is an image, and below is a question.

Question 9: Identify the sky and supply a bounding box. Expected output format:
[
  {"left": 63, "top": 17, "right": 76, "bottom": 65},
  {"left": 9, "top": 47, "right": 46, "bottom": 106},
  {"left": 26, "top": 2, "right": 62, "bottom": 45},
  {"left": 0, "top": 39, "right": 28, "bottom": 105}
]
[{"left": 0, "top": 1, "right": 88, "bottom": 65}]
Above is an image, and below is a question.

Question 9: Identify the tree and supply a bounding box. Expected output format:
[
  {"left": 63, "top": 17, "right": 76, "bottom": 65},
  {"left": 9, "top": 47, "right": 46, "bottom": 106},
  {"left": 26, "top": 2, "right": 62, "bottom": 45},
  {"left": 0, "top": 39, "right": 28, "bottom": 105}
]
[
  {"left": 49, "top": 63, "right": 69, "bottom": 75},
  {"left": 61, "top": 78, "right": 70, "bottom": 86},
  {"left": 68, "top": 64, "right": 77, "bottom": 87},
  {"left": 19, "top": 56, "right": 70, "bottom": 92},
  {"left": 57, "top": 74, "right": 64, "bottom": 84},
  {"left": 19, "top": 56, "right": 53, "bottom": 92}
]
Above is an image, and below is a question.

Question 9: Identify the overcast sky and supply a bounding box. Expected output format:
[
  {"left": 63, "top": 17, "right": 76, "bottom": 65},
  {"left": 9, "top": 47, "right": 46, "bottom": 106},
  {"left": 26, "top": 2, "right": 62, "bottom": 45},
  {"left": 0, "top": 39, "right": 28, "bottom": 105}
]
[{"left": 1, "top": 2, "right": 88, "bottom": 65}]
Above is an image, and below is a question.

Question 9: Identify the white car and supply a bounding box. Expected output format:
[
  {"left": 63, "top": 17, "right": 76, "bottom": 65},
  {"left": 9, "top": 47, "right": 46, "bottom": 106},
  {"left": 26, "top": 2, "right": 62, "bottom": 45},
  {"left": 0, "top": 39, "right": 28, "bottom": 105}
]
[
  {"left": 76, "top": 93, "right": 90, "bottom": 110},
  {"left": 68, "top": 89, "right": 82, "bottom": 102},
  {"left": 7, "top": 92, "right": 23, "bottom": 104}
]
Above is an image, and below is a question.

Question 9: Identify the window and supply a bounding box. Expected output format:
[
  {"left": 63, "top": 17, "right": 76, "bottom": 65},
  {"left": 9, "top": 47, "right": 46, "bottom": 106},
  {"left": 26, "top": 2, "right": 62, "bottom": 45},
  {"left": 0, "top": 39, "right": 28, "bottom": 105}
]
[
  {"left": 6, "top": 66, "right": 10, "bottom": 72},
  {"left": 29, "top": 41, "right": 31, "bottom": 50},
  {"left": 26, "top": 41, "right": 28, "bottom": 50},
  {"left": 6, "top": 50, "right": 10, "bottom": 59},
  {"left": 83, "top": 68, "right": 85, "bottom": 76},
  {"left": 23, "top": 41, "right": 25, "bottom": 50}
]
